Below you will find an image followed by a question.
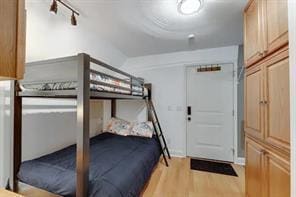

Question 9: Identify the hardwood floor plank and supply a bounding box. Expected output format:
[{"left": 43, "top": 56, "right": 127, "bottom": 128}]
[{"left": 142, "top": 157, "right": 245, "bottom": 197}]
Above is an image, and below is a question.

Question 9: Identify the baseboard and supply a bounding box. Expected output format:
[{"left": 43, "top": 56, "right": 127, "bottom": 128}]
[
  {"left": 234, "top": 157, "right": 245, "bottom": 166},
  {"left": 169, "top": 150, "right": 186, "bottom": 158}
]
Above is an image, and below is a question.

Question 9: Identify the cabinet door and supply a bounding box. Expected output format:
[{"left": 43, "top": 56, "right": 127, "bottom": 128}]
[
  {"left": 264, "top": 51, "right": 290, "bottom": 151},
  {"left": 244, "top": 0, "right": 263, "bottom": 67},
  {"left": 245, "top": 65, "right": 264, "bottom": 140},
  {"left": 0, "top": 0, "right": 25, "bottom": 80},
  {"left": 245, "top": 138, "right": 264, "bottom": 197},
  {"left": 262, "top": 0, "right": 288, "bottom": 55},
  {"left": 16, "top": 0, "right": 26, "bottom": 79},
  {"left": 264, "top": 150, "right": 290, "bottom": 197}
]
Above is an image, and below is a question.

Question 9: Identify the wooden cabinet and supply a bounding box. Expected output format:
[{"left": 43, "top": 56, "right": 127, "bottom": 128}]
[
  {"left": 244, "top": 0, "right": 263, "bottom": 67},
  {"left": 0, "top": 0, "right": 26, "bottom": 80},
  {"left": 244, "top": 0, "right": 290, "bottom": 195},
  {"left": 246, "top": 136, "right": 290, "bottom": 197},
  {"left": 245, "top": 47, "right": 290, "bottom": 151},
  {"left": 245, "top": 138, "right": 264, "bottom": 197},
  {"left": 245, "top": 65, "right": 264, "bottom": 140},
  {"left": 244, "top": 0, "right": 288, "bottom": 67},
  {"left": 265, "top": 150, "right": 290, "bottom": 197},
  {"left": 262, "top": 0, "right": 288, "bottom": 55},
  {"left": 264, "top": 50, "right": 290, "bottom": 151}
]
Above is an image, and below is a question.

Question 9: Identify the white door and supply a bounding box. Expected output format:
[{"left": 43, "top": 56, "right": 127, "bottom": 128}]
[{"left": 186, "top": 64, "right": 234, "bottom": 162}]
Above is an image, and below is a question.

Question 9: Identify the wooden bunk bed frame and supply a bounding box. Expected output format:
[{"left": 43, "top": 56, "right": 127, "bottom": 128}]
[{"left": 11, "top": 53, "right": 170, "bottom": 197}]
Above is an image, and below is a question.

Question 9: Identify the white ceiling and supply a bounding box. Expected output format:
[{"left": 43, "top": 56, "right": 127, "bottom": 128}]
[{"left": 27, "top": 0, "right": 247, "bottom": 58}]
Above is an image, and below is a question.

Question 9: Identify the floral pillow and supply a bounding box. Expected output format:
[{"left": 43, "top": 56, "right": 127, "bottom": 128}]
[
  {"left": 105, "top": 118, "right": 132, "bottom": 136},
  {"left": 130, "top": 121, "right": 154, "bottom": 138}
]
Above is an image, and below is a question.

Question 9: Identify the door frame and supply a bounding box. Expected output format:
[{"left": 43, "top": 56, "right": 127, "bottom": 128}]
[{"left": 185, "top": 62, "right": 240, "bottom": 164}]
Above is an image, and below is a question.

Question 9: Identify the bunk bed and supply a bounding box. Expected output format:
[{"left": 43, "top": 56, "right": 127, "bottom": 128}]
[{"left": 11, "top": 53, "right": 170, "bottom": 197}]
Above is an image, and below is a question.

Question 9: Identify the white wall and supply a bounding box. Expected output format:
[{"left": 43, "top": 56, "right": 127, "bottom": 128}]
[
  {"left": 120, "top": 46, "right": 239, "bottom": 157},
  {"left": 21, "top": 100, "right": 104, "bottom": 161},
  {"left": 288, "top": 0, "right": 296, "bottom": 195},
  {"left": 0, "top": 84, "right": 4, "bottom": 187},
  {"left": 21, "top": 0, "right": 128, "bottom": 158},
  {"left": 0, "top": 1, "right": 128, "bottom": 187},
  {"left": 21, "top": 0, "right": 127, "bottom": 160},
  {"left": 117, "top": 100, "right": 147, "bottom": 122},
  {"left": 26, "top": 0, "right": 126, "bottom": 65},
  {"left": 0, "top": 82, "right": 11, "bottom": 187}
]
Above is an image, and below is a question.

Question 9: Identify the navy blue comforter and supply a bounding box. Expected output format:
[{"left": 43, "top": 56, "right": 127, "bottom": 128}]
[{"left": 18, "top": 133, "right": 161, "bottom": 197}]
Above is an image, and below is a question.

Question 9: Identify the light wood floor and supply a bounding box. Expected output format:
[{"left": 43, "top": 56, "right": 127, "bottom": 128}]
[
  {"left": 0, "top": 189, "right": 23, "bottom": 197},
  {"left": 18, "top": 157, "right": 245, "bottom": 197},
  {"left": 142, "top": 157, "right": 245, "bottom": 197}
]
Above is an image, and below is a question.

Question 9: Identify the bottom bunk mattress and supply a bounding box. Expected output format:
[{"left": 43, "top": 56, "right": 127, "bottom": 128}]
[{"left": 18, "top": 132, "right": 161, "bottom": 197}]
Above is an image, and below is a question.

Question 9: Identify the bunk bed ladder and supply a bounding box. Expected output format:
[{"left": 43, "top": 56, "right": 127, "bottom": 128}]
[{"left": 146, "top": 99, "right": 171, "bottom": 167}]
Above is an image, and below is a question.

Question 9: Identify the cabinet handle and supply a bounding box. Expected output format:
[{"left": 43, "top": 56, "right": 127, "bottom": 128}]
[{"left": 259, "top": 101, "right": 264, "bottom": 104}]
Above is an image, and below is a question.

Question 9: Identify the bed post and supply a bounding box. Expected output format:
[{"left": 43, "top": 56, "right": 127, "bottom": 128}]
[
  {"left": 11, "top": 81, "right": 22, "bottom": 192},
  {"left": 76, "top": 53, "right": 90, "bottom": 197},
  {"left": 111, "top": 99, "right": 116, "bottom": 118},
  {"left": 144, "top": 84, "right": 152, "bottom": 121}
]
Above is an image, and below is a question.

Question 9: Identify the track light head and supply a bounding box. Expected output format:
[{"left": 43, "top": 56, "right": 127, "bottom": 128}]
[
  {"left": 50, "top": 0, "right": 58, "bottom": 14},
  {"left": 71, "top": 12, "right": 77, "bottom": 26},
  {"left": 50, "top": 0, "right": 79, "bottom": 26}
]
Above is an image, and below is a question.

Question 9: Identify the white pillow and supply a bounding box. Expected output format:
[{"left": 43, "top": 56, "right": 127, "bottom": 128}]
[
  {"left": 130, "top": 121, "right": 154, "bottom": 138},
  {"left": 105, "top": 118, "right": 132, "bottom": 136}
]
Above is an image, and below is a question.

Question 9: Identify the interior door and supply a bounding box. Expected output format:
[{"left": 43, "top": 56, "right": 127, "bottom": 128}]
[{"left": 186, "top": 64, "right": 234, "bottom": 162}]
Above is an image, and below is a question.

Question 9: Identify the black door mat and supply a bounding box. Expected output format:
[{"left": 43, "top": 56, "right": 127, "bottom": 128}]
[{"left": 190, "top": 158, "right": 238, "bottom": 177}]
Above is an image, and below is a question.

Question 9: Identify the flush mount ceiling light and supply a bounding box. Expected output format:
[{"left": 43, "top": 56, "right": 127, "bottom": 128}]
[
  {"left": 177, "top": 0, "right": 203, "bottom": 15},
  {"left": 49, "top": 0, "right": 80, "bottom": 26}
]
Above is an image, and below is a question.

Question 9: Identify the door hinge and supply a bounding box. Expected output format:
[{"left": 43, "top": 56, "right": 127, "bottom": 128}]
[
  {"left": 232, "top": 110, "right": 235, "bottom": 116},
  {"left": 231, "top": 148, "right": 235, "bottom": 155}
]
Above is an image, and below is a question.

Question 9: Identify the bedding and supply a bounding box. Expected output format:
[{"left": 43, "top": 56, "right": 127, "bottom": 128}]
[
  {"left": 130, "top": 122, "right": 154, "bottom": 138},
  {"left": 105, "top": 118, "right": 132, "bottom": 136},
  {"left": 18, "top": 132, "right": 161, "bottom": 197},
  {"left": 20, "top": 72, "right": 144, "bottom": 96},
  {"left": 20, "top": 81, "right": 141, "bottom": 95}
]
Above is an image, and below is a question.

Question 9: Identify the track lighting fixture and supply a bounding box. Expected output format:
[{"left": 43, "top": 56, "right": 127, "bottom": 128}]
[
  {"left": 71, "top": 12, "right": 77, "bottom": 26},
  {"left": 49, "top": 0, "right": 80, "bottom": 26},
  {"left": 49, "top": 0, "right": 58, "bottom": 14}
]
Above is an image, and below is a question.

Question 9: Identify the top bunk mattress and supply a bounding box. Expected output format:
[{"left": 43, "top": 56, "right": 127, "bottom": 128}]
[
  {"left": 20, "top": 55, "right": 146, "bottom": 97},
  {"left": 18, "top": 133, "right": 161, "bottom": 197}
]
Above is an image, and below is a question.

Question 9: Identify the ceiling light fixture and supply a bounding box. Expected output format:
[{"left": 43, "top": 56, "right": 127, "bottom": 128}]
[
  {"left": 49, "top": 0, "right": 80, "bottom": 26},
  {"left": 177, "top": 0, "right": 203, "bottom": 15}
]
